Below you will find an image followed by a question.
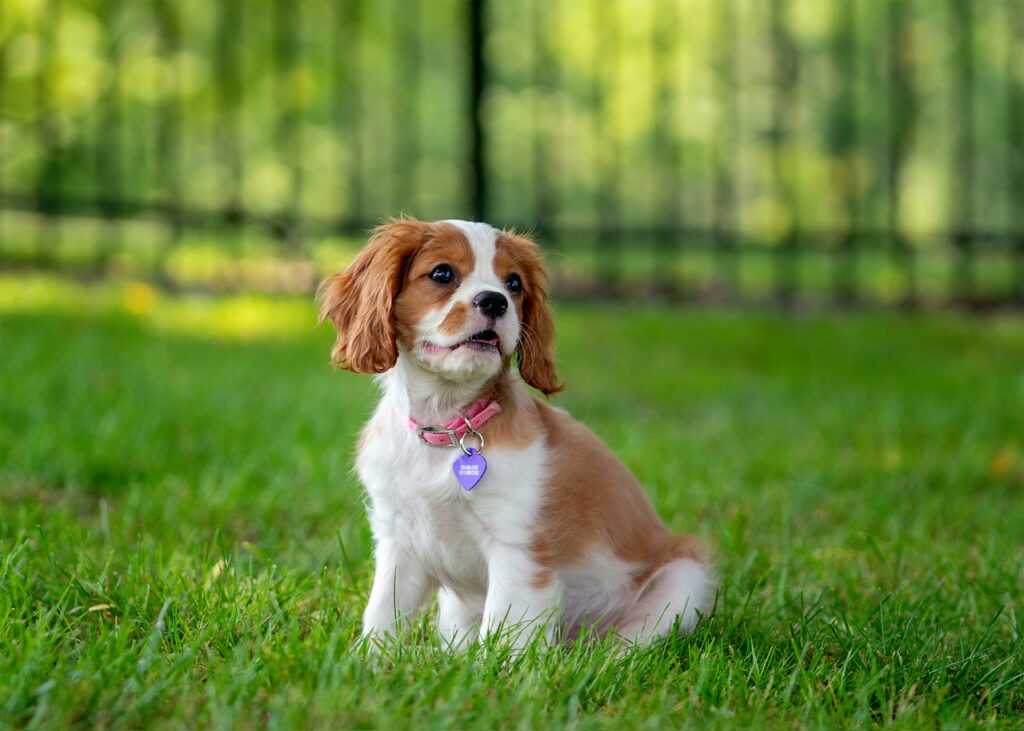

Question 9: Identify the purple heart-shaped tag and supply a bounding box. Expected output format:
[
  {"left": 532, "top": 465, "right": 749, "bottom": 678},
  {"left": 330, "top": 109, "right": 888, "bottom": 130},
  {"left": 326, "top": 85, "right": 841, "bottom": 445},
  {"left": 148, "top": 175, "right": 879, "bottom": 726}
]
[{"left": 453, "top": 448, "right": 487, "bottom": 490}]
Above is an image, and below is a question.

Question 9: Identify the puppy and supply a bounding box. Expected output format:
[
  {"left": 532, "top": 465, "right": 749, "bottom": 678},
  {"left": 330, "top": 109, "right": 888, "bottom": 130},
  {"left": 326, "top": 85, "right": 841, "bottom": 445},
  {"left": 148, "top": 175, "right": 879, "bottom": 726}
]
[{"left": 318, "top": 218, "right": 714, "bottom": 649}]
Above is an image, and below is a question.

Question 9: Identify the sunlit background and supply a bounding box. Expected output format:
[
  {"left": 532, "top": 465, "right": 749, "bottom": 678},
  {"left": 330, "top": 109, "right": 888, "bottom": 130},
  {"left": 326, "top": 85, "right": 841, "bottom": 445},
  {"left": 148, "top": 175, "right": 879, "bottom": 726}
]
[
  {"left": 3, "top": 4, "right": 1024, "bottom": 727},
  {"left": 0, "top": 0, "right": 1022, "bottom": 304}
]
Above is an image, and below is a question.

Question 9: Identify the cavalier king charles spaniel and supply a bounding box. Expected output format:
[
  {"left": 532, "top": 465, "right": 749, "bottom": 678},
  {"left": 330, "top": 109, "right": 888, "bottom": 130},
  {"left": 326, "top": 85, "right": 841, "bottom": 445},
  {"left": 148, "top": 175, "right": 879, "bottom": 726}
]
[{"left": 318, "top": 217, "right": 713, "bottom": 649}]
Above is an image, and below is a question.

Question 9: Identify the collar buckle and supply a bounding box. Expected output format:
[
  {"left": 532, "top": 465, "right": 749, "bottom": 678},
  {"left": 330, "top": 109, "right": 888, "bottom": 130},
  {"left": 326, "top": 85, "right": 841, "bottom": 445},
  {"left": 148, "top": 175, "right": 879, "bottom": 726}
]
[{"left": 415, "top": 425, "right": 459, "bottom": 447}]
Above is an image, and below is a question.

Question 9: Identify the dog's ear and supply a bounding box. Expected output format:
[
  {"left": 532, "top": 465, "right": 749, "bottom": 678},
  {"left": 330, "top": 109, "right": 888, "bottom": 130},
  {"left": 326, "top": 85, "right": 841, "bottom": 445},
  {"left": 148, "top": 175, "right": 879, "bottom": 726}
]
[
  {"left": 505, "top": 234, "right": 564, "bottom": 396},
  {"left": 317, "top": 218, "right": 429, "bottom": 373}
]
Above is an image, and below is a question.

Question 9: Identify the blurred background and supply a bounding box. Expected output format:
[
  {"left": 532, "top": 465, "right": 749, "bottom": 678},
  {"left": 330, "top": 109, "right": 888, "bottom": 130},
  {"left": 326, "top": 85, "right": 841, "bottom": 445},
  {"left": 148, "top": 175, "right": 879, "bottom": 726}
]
[
  {"left": 3, "top": 6, "right": 1024, "bottom": 725},
  {"left": 0, "top": 0, "right": 1021, "bottom": 307}
]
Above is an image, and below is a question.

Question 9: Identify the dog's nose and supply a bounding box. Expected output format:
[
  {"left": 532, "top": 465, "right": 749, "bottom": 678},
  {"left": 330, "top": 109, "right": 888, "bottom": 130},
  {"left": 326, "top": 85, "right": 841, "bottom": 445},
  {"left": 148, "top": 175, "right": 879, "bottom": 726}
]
[{"left": 474, "top": 291, "right": 508, "bottom": 319}]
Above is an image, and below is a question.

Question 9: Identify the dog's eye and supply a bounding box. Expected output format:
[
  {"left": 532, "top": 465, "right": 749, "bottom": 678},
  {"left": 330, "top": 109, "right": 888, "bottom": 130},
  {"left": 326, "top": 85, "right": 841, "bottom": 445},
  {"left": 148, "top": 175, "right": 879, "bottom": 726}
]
[
  {"left": 505, "top": 273, "right": 523, "bottom": 295},
  {"left": 429, "top": 264, "right": 455, "bottom": 284}
]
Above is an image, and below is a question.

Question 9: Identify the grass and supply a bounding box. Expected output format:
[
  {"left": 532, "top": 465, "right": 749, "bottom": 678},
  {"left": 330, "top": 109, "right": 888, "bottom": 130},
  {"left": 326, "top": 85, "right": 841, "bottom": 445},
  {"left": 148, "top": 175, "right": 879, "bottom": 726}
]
[{"left": 1, "top": 274, "right": 1023, "bottom": 730}]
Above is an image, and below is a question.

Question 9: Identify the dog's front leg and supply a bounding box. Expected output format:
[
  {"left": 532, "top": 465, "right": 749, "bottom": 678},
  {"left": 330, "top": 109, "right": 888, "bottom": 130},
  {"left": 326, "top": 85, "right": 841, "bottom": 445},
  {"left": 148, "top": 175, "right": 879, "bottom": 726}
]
[
  {"left": 480, "top": 545, "right": 559, "bottom": 649},
  {"left": 362, "top": 538, "right": 436, "bottom": 645}
]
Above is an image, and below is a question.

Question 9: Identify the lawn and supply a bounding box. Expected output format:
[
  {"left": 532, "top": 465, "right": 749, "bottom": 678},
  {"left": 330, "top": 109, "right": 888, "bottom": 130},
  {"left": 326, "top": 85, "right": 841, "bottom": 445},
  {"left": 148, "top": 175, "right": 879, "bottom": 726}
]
[{"left": 1, "top": 275, "right": 1022, "bottom": 730}]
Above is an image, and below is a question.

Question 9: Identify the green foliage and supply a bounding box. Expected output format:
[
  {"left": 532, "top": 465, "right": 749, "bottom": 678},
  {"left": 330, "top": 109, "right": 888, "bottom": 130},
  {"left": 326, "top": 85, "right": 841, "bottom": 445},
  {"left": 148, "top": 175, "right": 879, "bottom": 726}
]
[
  {"left": 1, "top": 0, "right": 1020, "bottom": 238},
  {"left": 1, "top": 276, "right": 1023, "bottom": 729}
]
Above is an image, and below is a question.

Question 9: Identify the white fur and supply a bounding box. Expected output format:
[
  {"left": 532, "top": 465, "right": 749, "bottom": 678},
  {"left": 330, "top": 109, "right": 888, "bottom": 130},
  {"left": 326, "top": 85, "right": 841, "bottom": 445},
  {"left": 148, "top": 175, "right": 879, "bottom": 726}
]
[
  {"left": 350, "top": 221, "right": 712, "bottom": 650},
  {"left": 358, "top": 367, "right": 554, "bottom": 648}
]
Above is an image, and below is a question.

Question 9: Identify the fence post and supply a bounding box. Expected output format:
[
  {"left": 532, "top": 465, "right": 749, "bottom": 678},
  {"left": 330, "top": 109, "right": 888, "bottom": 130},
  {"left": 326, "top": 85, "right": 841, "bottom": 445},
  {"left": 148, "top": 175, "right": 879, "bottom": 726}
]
[
  {"left": 35, "top": 0, "right": 61, "bottom": 265},
  {"left": 334, "top": 0, "right": 363, "bottom": 230},
  {"left": 1011, "top": 0, "right": 1024, "bottom": 305},
  {"left": 713, "top": 0, "right": 739, "bottom": 300},
  {"left": 829, "top": 0, "right": 859, "bottom": 306},
  {"left": 950, "top": 0, "right": 975, "bottom": 306},
  {"left": 770, "top": 0, "right": 800, "bottom": 306},
  {"left": 887, "top": 0, "right": 917, "bottom": 307},
  {"left": 467, "top": 0, "right": 487, "bottom": 222},
  {"left": 271, "top": 0, "right": 305, "bottom": 250},
  {"left": 96, "top": 0, "right": 124, "bottom": 273},
  {"left": 153, "top": 0, "right": 183, "bottom": 282}
]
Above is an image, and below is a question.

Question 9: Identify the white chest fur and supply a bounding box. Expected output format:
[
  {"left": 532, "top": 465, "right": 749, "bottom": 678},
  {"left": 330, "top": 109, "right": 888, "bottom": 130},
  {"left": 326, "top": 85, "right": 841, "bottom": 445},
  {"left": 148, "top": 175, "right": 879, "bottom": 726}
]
[{"left": 356, "top": 402, "right": 548, "bottom": 598}]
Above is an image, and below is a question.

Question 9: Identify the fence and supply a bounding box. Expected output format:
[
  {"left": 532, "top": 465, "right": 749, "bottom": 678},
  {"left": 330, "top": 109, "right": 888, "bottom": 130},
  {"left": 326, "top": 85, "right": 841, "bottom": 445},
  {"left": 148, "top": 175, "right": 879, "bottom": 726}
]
[{"left": 1, "top": 0, "right": 1022, "bottom": 306}]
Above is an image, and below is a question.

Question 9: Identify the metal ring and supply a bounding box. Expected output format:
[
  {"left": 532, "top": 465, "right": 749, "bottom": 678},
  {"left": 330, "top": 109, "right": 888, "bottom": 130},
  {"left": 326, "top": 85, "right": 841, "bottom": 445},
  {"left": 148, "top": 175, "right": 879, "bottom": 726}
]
[{"left": 458, "top": 417, "right": 485, "bottom": 456}]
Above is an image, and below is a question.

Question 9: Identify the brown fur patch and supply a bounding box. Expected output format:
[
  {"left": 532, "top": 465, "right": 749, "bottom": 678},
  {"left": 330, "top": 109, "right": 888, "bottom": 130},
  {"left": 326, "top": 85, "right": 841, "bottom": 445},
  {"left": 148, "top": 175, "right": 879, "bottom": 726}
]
[
  {"left": 528, "top": 397, "right": 706, "bottom": 589},
  {"left": 470, "top": 372, "right": 544, "bottom": 453},
  {"left": 531, "top": 568, "right": 555, "bottom": 590},
  {"left": 473, "top": 375, "right": 706, "bottom": 593}
]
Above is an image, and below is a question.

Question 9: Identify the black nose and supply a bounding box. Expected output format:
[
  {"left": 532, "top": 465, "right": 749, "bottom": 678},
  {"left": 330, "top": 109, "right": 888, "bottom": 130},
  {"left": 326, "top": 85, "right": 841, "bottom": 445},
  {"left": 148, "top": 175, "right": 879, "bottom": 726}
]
[{"left": 474, "top": 291, "right": 508, "bottom": 318}]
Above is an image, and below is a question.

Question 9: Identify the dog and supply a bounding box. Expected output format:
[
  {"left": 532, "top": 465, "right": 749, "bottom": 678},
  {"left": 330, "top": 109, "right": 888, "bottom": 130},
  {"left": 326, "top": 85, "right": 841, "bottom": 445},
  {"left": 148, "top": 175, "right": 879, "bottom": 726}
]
[{"left": 318, "top": 217, "right": 714, "bottom": 649}]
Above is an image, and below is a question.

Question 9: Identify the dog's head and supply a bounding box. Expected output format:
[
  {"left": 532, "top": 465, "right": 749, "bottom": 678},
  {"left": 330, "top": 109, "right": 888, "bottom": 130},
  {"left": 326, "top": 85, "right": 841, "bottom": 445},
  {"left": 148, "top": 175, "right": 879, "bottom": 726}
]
[{"left": 317, "top": 218, "right": 562, "bottom": 395}]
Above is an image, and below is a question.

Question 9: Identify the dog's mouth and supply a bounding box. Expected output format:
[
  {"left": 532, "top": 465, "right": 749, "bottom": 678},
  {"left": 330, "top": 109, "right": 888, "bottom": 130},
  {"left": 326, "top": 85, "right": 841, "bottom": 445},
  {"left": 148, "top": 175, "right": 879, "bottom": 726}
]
[
  {"left": 457, "top": 329, "right": 500, "bottom": 352},
  {"left": 421, "top": 329, "right": 501, "bottom": 356}
]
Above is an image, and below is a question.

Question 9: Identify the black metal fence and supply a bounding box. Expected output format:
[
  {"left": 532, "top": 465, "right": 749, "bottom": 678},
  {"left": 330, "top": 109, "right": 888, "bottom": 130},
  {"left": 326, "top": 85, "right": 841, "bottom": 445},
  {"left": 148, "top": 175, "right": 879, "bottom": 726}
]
[{"left": 1, "top": 0, "right": 1021, "bottom": 306}]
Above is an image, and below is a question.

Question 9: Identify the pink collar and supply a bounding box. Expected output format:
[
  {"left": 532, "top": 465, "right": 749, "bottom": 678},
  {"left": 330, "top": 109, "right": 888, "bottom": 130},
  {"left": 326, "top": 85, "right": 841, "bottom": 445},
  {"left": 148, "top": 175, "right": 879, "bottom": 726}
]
[{"left": 405, "top": 399, "right": 502, "bottom": 447}]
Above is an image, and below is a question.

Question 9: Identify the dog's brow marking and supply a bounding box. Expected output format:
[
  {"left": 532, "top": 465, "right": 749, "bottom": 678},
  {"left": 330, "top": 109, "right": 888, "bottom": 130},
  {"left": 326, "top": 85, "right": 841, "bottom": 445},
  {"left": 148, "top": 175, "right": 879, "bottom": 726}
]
[{"left": 444, "top": 220, "right": 502, "bottom": 289}]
